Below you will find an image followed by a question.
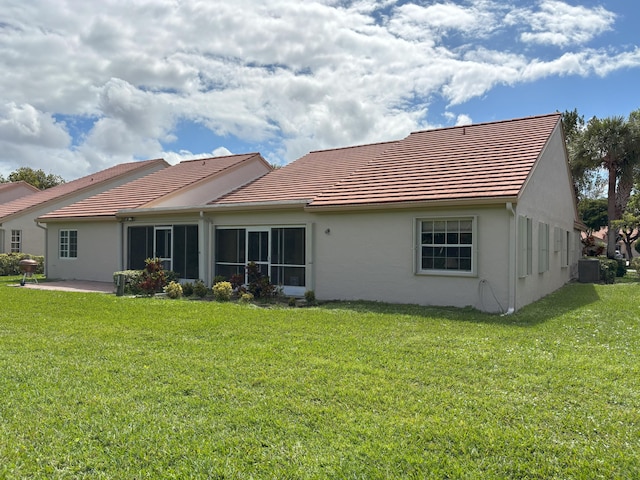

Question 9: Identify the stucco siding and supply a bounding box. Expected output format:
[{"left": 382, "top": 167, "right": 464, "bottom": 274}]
[
  {"left": 46, "top": 222, "right": 121, "bottom": 282},
  {"left": 514, "top": 125, "right": 578, "bottom": 309}
]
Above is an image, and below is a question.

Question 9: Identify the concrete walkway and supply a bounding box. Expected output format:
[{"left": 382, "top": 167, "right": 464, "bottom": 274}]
[{"left": 17, "top": 280, "right": 114, "bottom": 294}]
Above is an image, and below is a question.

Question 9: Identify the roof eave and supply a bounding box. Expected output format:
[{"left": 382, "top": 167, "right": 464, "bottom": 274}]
[{"left": 305, "top": 196, "right": 520, "bottom": 212}]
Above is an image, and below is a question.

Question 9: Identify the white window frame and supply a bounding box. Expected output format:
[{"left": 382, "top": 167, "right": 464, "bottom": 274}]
[
  {"left": 59, "top": 229, "right": 78, "bottom": 259},
  {"left": 415, "top": 216, "right": 477, "bottom": 277},
  {"left": 10, "top": 229, "right": 21, "bottom": 253}
]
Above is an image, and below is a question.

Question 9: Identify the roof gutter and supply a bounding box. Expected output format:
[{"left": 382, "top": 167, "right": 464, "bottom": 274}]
[
  {"left": 504, "top": 202, "right": 517, "bottom": 315},
  {"left": 305, "top": 195, "right": 519, "bottom": 213},
  {"left": 115, "top": 199, "right": 310, "bottom": 218}
]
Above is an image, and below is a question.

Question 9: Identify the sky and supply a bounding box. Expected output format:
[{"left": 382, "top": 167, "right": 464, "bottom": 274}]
[{"left": 0, "top": 0, "right": 638, "bottom": 181}]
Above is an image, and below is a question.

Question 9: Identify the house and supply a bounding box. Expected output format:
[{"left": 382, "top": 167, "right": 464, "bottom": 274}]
[
  {"left": 0, "top": 159, "right": 168, "bottom": 256},
  {"left": 0, "top": 181, "right": 39, "bottom": 203},
  {"left": 38, "top": 113, "right": 582, "bottom": 312},
  {"left": 38, "top": 154, "right": 272, "bottom": 282}
]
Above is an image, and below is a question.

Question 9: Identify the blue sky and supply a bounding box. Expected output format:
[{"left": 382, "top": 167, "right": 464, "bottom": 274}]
[{"left": 0, "top": 0, "right": 638, "bottom": 180}]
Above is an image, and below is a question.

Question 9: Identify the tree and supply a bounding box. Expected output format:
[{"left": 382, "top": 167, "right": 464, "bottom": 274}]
[
  {"left": 577, "top": 198, "right": 608, "bottom": 236},
  {"left": 612, "top": 191, "right": 640, "bottom": 260},
  {"left": 5, "top": 167, "right": 65, "bottom": 190},
  {"left": 569, "top": 110, "right": 640, "bottom": 258}
]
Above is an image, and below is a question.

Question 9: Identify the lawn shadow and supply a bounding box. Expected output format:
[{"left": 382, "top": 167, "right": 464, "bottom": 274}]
[{"left": 318, "top": 282, "right": 602, "bottom": 327}]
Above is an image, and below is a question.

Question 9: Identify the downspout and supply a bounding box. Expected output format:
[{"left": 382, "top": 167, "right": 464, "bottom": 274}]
[
  {"left": 199, "top": 211, "right": 210, "bottom": 285},
  {"left": 35, "top": 221, "right": 48, "bottom": 278},
  {"left": 120, "top": 219, "right": 126, "bottom": 272},
  {"left": 504, "top": 202, "right": 516, "bottom": 315}
]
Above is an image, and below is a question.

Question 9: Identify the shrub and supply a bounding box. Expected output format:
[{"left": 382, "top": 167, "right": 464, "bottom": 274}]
[
  {"left": 164, "top": 281, "right": 183, "bottom": 299},
  {"left": 193, "top": 279, "right": 208, "bottom": 298},
  {"left": 245, "top": 262, "right": 278, "bottom": 300},
  {"left": 599, "top": 258, "right": 617, "bottom": 284},
  {"left": 239, "top": 292, "right": 254, "bottom": 304},
  {"left": 113, "top": 270, "right": 143, "bottom": 294},
  {"left": 288, "top": 297, "right": 297, "bottom": 307},
  {"left": 213, "top": 275, "right": 226, "bottom": 285},
  {"left": 181, "top": 281, "right": 194, "bottom": 297},
  {"left": 0, "top": 253, "right": 44, "bottom": 276},
  {"left": 631, "top": 257, "right": 640, "bottom": 277},
  {"left": 213, "top": 281, "right": 233, "bottom": 301},
  {"left": 615, "top": 258, "right": 627, "bottom": 278},
  {"left": 304, "top": 290, "right": 316, "bottom": 305},
  {"left": 138, "top": 258, "right": 167, "bottom": 295}
]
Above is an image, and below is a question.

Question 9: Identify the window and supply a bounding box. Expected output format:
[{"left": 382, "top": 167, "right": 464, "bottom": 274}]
[
  {"left": 59, "top": 230, "right": 77, "bottom": 258},
  {"left": 127, "top": 225, "right": 199, "bottom": 279},
  {"left": 417, "top": 218, "right": 475, "bottom": 275},
  {"left": 10, "top": 230, "right": 21, "bottom": 253},
  {"left": 271, "top": 227, "right": 306, "bottom": 287},
  {"left": 215, "top": 226, "right": 307, "bottom": 293},
  {"left": 215, "top": 228, "right": 246, "bottom": 279},
  {"left": 518, "top": 216, "right": 532, "bottom": 277},
  {"left": 538, "top": 222, "right": 549, "bottom": 273}
]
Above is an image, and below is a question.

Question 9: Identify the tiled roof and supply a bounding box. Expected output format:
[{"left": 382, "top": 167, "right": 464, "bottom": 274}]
[
  {"left": 308, "top": 113, "right": 562, "bottom": 208},
  {"left": 212, "top": 141, "right": 398, "bottom": 205},
  {"left": 0, "top": 181, "right": 39, "bottom": 194},
  {"left": 40, "top": 154, "right": 265, "bottom": 219},
  {"left": 0, "top": 159, "right": 168, "bottom": 221}
]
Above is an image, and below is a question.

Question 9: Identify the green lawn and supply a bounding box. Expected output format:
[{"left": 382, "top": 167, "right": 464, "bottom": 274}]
[{"left": 1, "top": 277, "right": 639, "bottom": 478}]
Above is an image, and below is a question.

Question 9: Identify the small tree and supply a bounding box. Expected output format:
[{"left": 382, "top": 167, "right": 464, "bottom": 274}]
[
  {"left": 6, "top": 167, "right": 65, "bottom": 190},
  {"left": 578, "top": 198, "right": 608, "bottom": 236}
]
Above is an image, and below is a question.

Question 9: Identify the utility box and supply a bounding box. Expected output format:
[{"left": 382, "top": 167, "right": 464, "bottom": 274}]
[
  {"left": 115, "top": 273, "right": 126, "bottom": 296},
  {"left": 578, "top": 258, "right": 600, "bottom": 283}
]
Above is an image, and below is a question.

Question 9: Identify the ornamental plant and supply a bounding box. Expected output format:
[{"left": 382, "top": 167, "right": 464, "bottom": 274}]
[
  {"left": 139, "top": 258, "right": 167, "bottom": 295},
  {"left": 213, "top": 281, "right": 233, "bottom": 301},
  {"left": 164, "top": 281, "right": 183, "bottom": 299}
]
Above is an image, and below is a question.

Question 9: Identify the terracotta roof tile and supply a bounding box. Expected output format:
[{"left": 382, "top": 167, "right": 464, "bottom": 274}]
[
  {"left": 0, "top": 159, "right": 168, "bottom": 221},
  {"left": 40, "top": 153, "right": 265, "bottom": 219},
  {"left": 309, "top": 113, "right": 562, "bottom": 208},
  {"left": 212, "top": 141, "right": 398, "bottom": 205}
]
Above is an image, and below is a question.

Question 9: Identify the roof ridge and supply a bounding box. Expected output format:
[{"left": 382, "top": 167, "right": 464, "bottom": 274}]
[
  {"left": 408, "top": 112, "right": 561, "bottom": 136},
  {"left": 177, "top": 152, "right": 261, "bottom": 164}
]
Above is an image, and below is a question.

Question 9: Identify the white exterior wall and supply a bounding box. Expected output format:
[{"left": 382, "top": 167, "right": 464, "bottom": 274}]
[
  {"left": 46, "top": 222, "right": 121, "bottom": 282},
  {"left": 209, "top": 207, "right": 511, "bottom": 312},
  {"left": 513, "top": 125, "right": 579, "bottom": 310}
]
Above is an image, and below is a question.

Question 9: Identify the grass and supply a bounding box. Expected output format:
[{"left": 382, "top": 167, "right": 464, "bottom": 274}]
[{"left": 0, "top": 276, "right": 639, "bottom": 478}]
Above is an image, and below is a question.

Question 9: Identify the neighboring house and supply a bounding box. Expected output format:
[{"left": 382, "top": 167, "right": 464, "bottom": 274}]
[
  {"left": 38, "top": 113, "right": 582, "bottom": 313},
  {"left": 0, "top": 159, "right": 168, "bottom": 256},
  {"left": 38, "top": 154, "right": 272, "bottom": 282},
  {"left": 0, "top": 181, "right": 39, "bottom": 203}
]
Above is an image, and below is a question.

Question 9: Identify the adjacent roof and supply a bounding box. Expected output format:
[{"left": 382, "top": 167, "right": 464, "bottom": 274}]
[
  {"left": 212, "top": 141, "right": 398, "bottom": 205},
  {"left": 39, "top": 154, "right": 267, "bottom": 220},
  {"left": 308, "top": 113, "right": 562, "bottom": 208},
  {"left": 0, "top": 159, "right": 168, "bottom": 221},
  {"left": 0, "top": 181, "right": 39, "bottom": 194},
  {"left": 212, "top": 113, "right": 562, "bottom": 210}
]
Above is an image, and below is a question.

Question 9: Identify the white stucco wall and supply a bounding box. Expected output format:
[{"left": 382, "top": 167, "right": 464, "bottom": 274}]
[
  {"left": 513, "top": 124, "right": 579, "bottom": 310},
  {"left": 209, "top": 206, "right": 512, "bottom": 312},
  {"left": 45, "top": 222, "right": 121, "bottom": 282}
]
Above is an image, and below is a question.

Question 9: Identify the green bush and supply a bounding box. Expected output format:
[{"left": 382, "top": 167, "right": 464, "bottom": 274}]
[
  {"left": 164, "top": 281, "right": 183, "bottom": 299},
  {"left": 304, "top": 290, "right": 317, "bottom": 306},
  {"left": 599, "top": 258, "right": 617, "bottom": 284},
  {"left": 615, "top": 258, "right": 627, "bottom": 278},
  {"left": 0, "top": 253, "right": 44, "bottom": 276},
  {"left": 213, "top": 281, "right": 233, "bottom": 301},
  {"left": 181, "top": 281, "right": 194, "bottom": 297},
  {"left": 193, "top": 279, "right": 208, "bottom": 298}
]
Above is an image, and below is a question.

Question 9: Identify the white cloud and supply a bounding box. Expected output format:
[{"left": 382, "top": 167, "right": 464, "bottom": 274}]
[
  {"left": 0, "top": 0, "right": 636, "bottom": 179},
  {"left": 513, "top": 0, "right": 616, "bottom": 47}
]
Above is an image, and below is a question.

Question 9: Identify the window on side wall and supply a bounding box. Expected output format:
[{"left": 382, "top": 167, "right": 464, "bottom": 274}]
[
  {"left": 59, "top": 229, "right": 78, "bottom": 259},
  {"left": 10, "top": 230, "right": 21, "bottom": 253},
  {"left": 417, "top": 217, "right": 476, "bottom": 276}
]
